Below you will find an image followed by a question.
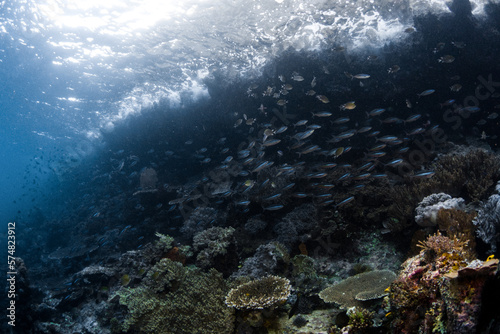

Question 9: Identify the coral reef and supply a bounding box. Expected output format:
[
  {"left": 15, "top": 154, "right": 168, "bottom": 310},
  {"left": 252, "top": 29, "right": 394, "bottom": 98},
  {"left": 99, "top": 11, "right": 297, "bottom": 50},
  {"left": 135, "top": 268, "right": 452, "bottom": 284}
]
[
  {"left": 387, "top": 147, "right": 500, "bottom": 227},
  {"left": 180, "top": 206, "right": 226, "bottom": 238},
  {"left": 114, "top": 258, "right": 234, "bottom": 334},
  {"left": 232, "top": 242, "right": 290, "bottom": 279},
  {"left": 426, "top": 148, "right": 500, "bottom": 201},
  {"left": 193, "top": 226, "right": 236, "bottom": 270},
  {"left": 318, "top": 270, "right": 396, "bottom": 309},
  {"left": 436, "top": 208, "right": 477, "bottom": 258},
  {"left": 345, "top": 306, "right": 375, "bottom": 332},
  {"left": 473, "top": 194, "right": 500, "bottom": 253},
  {"left": 273, "top": 203, "right": 318, "bottom": 248},
  {"left": 387, "top": 231, "right": 499, "bottom": 333},
  {"left": 414, "top": 193, "right": 465, "bottom": 227},
  {"left": 244, "top": 216, "right": 268, "bottom": 235},
  {"left": 225, "top": 275, "right": 291, "bottom": 310}
]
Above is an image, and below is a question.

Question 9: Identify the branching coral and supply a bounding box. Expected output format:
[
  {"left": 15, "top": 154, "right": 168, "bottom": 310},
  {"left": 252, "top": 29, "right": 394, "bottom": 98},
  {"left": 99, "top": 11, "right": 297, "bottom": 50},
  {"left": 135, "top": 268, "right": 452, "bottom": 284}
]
[
  {"left": 436, "top": 208, "right": 477, "bottom": 258},
  {"left": 424, "top": 148, "right": 500, "bottom": 201},
  {"left": 346, "top": 306, "right": 375, "bottom": 331}
]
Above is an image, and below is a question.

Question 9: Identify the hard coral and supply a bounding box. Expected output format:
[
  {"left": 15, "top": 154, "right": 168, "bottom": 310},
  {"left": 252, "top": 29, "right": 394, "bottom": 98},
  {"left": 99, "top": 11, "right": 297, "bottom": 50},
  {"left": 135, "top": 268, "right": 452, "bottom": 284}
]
[
  {"left": 387, "top": 233, "right": 499, "bottom": 334},
  {"left": 193, "top": 226, "right": 235, "bottom": 269},
  {"left": 387, "top": 148, "right": 500, "bottom": 226},
  {"left": 473, "top": 193, "right": 500, "bottom": 253},
  {"left": 318, "top": 270, "right": 396, "bottom": 309},
  {"left": 114, "top": 258, "right": 234, "bottom": 334},
  {"left": 428, "top": 148, "right": 500, "bottom": 201},
  {"left": 225, "top": 275, "right": 291, "bottom": 310},
  {"left": 346, "top": 306, "right": 374, "bottom": 331}
]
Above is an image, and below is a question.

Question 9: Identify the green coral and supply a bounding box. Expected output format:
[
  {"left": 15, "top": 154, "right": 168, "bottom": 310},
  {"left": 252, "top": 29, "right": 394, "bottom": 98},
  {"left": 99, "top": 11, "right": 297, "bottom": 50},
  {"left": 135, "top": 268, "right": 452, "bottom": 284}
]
[
  {"left": 144, "top": 258, "right": 186, "bottom": 293},
  {"left": 114, "top": 258, "right": 234, "bottom": 334},
  {"left": 154, "top": 232, "right": 175, "bottom": 252},
  {"left": 347, "top": 306, "right": 374, "bottom": 330}
]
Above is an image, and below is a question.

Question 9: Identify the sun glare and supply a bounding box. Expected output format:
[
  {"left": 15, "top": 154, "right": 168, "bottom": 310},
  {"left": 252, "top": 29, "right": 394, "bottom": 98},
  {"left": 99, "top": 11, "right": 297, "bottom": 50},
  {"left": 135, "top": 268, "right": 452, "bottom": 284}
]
[{"left": 36, "top": 0, "right": 190, "bottom": 33}]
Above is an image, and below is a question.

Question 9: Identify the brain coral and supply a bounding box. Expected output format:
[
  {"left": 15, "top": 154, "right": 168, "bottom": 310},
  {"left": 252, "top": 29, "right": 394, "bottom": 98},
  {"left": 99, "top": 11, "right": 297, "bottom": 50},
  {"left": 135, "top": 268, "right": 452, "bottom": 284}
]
[{"left": 319, "top": 270, "right": 396, "bottom": 308}]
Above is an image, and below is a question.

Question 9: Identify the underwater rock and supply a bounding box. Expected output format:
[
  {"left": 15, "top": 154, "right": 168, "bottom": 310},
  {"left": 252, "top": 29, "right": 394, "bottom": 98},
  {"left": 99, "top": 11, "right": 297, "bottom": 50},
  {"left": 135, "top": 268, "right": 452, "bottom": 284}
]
[
  {"left": 231, "top": 242, "right": 289, "bottom": 279},
  {"left": 415, "top": 193, "right": 465, "bottom": 227}
]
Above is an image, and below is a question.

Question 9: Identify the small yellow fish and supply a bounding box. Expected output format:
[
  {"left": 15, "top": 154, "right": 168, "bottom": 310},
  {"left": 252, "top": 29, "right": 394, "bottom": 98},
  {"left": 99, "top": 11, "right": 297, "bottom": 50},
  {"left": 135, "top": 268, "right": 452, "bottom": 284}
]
[
  {"left": 487, "top": 254, "right": 495, "bottom": 261},
  {"left": 316, "top": 95, "right": 330, "bottom": 104},
  {"left": 340, "top": 101, "right": 356, "bottom": 110},
  {"left": 334, "top": 147, "right": 344, "bottom": 157}
]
